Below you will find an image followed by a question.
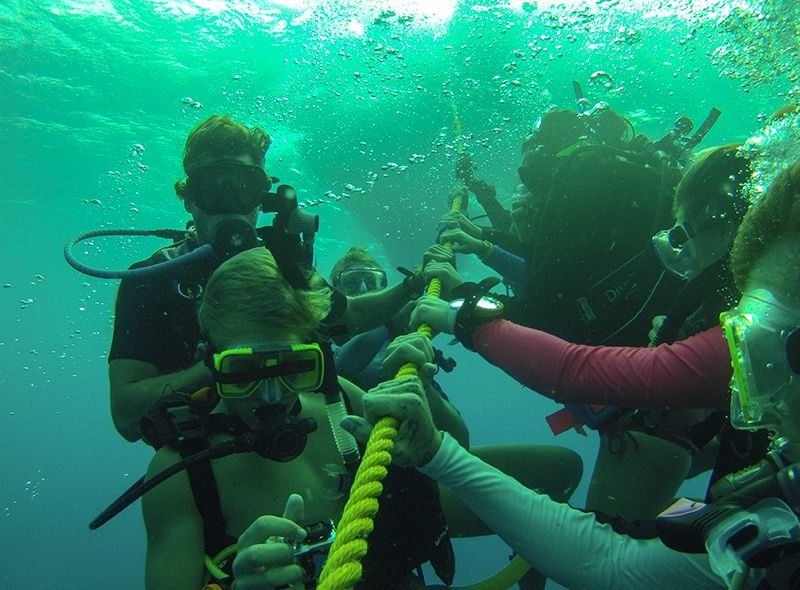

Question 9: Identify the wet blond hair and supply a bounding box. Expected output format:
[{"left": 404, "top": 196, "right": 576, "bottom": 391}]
[
  {"left": 731, "top": 158, "right": 800, "bottom": 289},
  {"left": 199, "top": 248, "right": 331, "bottom": 346}
]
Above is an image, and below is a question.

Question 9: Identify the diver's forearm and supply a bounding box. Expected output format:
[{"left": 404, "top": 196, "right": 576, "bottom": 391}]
[
  {"left": 344, "top": 283, "right": 412, "bottom": 335},
  {"left": 111, "top": 362, "right": 212, "bottom": 442},
  {"left": 426, "top": 385, "right": 470, "bottom": 449}
]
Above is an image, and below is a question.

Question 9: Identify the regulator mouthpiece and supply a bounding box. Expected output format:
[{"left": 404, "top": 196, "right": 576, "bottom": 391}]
[{"left": 213, "top": 218, "right": 258, "bottom": 260}]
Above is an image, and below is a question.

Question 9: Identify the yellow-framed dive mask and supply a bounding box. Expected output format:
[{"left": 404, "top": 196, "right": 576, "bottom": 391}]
[
  {"left": 720, "top": 289, "right": 800, "bottom": 431},
  {"left": 210, "top": 343, "right": 325, "bottom": 400}
]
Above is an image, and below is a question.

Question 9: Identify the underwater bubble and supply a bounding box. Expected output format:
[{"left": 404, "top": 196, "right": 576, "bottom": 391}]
[
  {"left": 741, "top": 110, "right": 800, "bottom": 203},
  {"left": 590, "top": 70, "right": 615, "bottom": 89},
  {"left": 83, "top": 198, "right": 102, "bottom": 206},
  {"left": 181, "top": 97, "right": 193, "bottom": 104},
  {"left": 4, "top": 284, "right": 11, "bottom": 288}
]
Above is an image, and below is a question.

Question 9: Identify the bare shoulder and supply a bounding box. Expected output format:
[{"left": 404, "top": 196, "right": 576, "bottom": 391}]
[
  {"left": 142, "top": 446, "right": 199, "bottom": 533},
  {"left": 338, "top": 376, "right": 365, "bottom": 416},
  {"left": 108, "top": 358, "right": 160, "bottom": 385}
]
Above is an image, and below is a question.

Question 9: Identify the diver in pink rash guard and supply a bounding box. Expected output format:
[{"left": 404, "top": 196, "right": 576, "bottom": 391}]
[{"left": 342, "top": 157, "right": 800, "bottom": 590}]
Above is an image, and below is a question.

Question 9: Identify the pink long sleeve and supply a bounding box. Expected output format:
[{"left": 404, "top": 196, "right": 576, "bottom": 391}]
[{"left": 472, "top": 320, "right": 732, "bottom": 409}]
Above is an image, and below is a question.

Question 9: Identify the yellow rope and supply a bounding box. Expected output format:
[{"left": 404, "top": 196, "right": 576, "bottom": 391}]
[
  {"left": 319, "top": 115, "right": 531, "bottom": 589},
  {"left": 452, "top": 100, "right": 463, "bottom": 152},
  {"left": 318, "top": 192, "right": 463, "bottom": 590}
]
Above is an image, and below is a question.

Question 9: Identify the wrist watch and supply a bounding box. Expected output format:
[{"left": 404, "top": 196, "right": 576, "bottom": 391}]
[{"left": 448, "top": 295, "right": 504, "bottom": 350}]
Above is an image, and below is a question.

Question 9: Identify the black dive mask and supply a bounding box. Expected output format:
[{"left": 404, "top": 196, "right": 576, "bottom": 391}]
[{"left": 186, "top": 161, "right": 271, "bottom": 214}]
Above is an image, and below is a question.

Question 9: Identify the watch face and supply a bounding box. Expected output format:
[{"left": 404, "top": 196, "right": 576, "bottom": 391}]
[
  {"left": 477, "top": 295, "right": 502, "bottom": 310},
  {"left": 449, "top": 295, "right": 503, "bottom": 316},
  {"left": 475, "top": 295, "right": 504, "bottom": 317}
]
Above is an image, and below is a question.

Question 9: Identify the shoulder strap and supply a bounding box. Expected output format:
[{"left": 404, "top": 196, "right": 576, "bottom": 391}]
[
  {"left": 650, "top": 257, "right": 731, "bottom": 346},
  {"left": 178, "top": 436, "right": 237, "bottom": 557}
]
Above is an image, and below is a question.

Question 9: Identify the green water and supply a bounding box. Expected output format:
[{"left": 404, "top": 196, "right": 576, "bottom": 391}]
[{"left": 1, "top": 1, "right": 798, "bottom": 588}]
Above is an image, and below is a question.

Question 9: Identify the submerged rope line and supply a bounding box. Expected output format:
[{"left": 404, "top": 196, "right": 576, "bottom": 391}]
[
  {"left": 320, "top": 105, "right": 531, "bottom": 590},
  {"left": 318, "top": 190, "right": 463, "bottom": 589}
]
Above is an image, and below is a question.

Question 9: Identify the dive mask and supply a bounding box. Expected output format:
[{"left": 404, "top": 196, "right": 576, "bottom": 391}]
[
  {"left": 186, "top": 161, "right": 271, "bottom": 214},
  {"left": 210, "top": 343, "right": 325, "bottom": 401},
  {"left": 721, "top": 289, "right": 800, "bottom": 431},
  {"left": 652, "top": 221, "right": 700, "bottom": 280},
  {"left": 334, "top": 267, "right": 388, "bottom": 295}
]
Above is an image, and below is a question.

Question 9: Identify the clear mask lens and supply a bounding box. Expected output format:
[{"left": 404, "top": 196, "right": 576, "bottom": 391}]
[
  {"left": 652, "top": 223, "right": 698, "bottom": 279},
  {"left": 722, "top": 291, "right": 800, "bottom": 430},
  {"left": 336, "top": 268, "right": 388, "bottom": 295}
]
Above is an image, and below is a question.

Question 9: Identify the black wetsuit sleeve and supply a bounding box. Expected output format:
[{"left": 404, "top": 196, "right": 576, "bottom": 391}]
[
  {"left": 327, "top": 287, "right": 348, "bottom": 322},
  {"left": 321, "top": 287, "right": 350, "bottom": 341},
  {"left": 108, "top": 272, "right": 200, "bottom": 373},
  {"left": 109, "top": 276, "right": 170, "bottom": 367},
  {"left": 470, "top": 180, "right": 513, "bottom": 233}
]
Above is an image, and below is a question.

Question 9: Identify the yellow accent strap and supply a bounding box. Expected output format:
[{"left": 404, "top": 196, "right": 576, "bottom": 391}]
[{"left": 203, "top": 544, "right": 237, "bottom": 582}]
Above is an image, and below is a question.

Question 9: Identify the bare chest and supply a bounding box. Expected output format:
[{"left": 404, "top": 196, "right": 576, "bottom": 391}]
[{"left": 210, "top": 406, "right": 348, "bottom": 537}]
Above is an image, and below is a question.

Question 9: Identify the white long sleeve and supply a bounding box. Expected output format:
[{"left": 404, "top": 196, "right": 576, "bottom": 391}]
[{"left": 419, "top": 433, "right": 725, "bottom": 590}]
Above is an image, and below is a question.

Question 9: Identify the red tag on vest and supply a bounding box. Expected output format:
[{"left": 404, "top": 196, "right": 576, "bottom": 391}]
[{"left": 546, "top": 407, "right": 587, "bottom": 436}]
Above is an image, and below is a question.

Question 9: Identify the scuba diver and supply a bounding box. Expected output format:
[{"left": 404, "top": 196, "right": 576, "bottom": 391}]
[
  {"left": 94, "top": 246, "right": 462, "bottom": 590},
  {"left": 63, "top": 115, "right": 429, "bottom": 443},
  {"left": 440, "top": 100, "right": 722, "bottom": 348},
  {"left": 330, "top": 246, "right": 461, "bottom": 394},
  {"left": 345, "top": 155, "right": 800, "bottom": 589}
]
